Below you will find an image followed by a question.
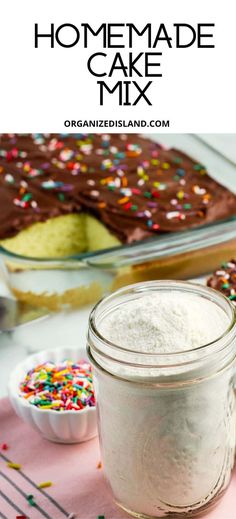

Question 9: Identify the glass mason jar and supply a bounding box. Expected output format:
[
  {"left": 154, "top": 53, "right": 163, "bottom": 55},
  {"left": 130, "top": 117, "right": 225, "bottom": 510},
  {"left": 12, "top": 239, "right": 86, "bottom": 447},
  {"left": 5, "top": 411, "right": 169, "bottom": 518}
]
[{"left": 87, "top": 281, "right": 236, "bottom": 518}]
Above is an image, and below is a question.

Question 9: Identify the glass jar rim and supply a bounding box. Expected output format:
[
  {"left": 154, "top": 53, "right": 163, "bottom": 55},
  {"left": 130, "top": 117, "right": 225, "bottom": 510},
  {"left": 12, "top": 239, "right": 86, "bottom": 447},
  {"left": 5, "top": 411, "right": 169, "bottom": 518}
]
[{"left": 89, "top": 280, "right": 236, "bottom": 358}]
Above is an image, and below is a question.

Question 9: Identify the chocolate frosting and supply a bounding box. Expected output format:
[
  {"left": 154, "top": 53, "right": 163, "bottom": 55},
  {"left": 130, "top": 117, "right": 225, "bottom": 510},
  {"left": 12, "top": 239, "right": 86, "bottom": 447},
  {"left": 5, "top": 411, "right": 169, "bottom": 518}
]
[
  {"left": 207, "top": 260, "right": 236, "bottom": 305},
  {"left": 0, "top": 133, "right": 236, "bottom": 243}
]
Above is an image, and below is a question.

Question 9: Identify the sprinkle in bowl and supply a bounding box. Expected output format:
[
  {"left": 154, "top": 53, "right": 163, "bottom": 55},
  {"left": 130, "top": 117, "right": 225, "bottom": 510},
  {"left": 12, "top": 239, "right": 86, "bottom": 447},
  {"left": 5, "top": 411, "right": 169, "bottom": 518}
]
[{"left": 8, "top": 347, "right": 97, "bottom": 443}]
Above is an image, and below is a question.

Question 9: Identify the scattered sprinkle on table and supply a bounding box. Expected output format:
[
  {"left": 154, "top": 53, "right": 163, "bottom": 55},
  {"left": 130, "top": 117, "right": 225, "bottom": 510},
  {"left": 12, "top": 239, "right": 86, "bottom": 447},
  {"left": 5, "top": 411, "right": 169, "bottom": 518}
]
[
  {"left": 97, "top": 461, "right": 102, "bottom": 469},
  {"left": 7, "top": 461, "right": 21, "bottom": 470},
  {"left": 1, "top": 443, "right": 8, "bottom": 450},
  {"left": 19, "top": 359, "right": 95, "bottom": 411},
  {"left": 16, "top": 516, "right": 27, "bottom": 519},
  {"left": 27, "top": 494, "right": 36, "bottom": 506},
  {"left": 37, "top": 481, "right": 52, "bottom": 489}
]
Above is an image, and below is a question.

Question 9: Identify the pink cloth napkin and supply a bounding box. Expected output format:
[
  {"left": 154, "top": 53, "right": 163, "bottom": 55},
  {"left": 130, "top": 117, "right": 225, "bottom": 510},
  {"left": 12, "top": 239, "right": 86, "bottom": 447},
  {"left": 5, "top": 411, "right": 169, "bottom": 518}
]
[{"left": 0, "top": 397, "right": 235, "bottom": 519}]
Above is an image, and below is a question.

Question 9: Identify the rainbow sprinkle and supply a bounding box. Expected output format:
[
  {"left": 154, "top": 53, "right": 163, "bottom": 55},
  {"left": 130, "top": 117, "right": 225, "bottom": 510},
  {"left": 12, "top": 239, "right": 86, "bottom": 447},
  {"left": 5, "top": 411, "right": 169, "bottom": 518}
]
[
  {"left": 7, "top": 462, "right": 21, "bottom": 470},
  {"left": 27, "top": 494, "right": 36, "bottom": 507},
  {"left": 19, "top": 360, "right": 95, "bottom": 411},
  {"left": 37, "top": 481, "right": 52, "bottom": 489}
]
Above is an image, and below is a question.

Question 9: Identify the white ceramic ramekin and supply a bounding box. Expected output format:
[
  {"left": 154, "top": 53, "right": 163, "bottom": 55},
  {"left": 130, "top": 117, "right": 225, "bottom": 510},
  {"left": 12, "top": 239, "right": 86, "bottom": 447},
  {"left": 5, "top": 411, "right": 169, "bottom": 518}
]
[{"left": 8, "top": 347, "right": 98, "bottom": 443}]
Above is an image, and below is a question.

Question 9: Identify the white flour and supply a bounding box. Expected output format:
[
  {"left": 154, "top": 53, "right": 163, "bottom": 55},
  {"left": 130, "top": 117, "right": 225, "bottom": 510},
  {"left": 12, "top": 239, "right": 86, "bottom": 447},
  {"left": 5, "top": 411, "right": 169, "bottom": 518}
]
[
  {"left": 100, "top": 292, "right": 229, "bottom": 352},
  {"left": 95, "top": 290, "right": 236, "bottom": 517}
]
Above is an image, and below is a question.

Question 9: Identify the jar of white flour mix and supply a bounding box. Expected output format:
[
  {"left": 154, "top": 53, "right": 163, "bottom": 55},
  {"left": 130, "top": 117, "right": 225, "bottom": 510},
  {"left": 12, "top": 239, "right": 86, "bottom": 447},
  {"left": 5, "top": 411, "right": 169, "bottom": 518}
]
[{"left": 87, "top": 281, "right": 236, "bottom": 518}]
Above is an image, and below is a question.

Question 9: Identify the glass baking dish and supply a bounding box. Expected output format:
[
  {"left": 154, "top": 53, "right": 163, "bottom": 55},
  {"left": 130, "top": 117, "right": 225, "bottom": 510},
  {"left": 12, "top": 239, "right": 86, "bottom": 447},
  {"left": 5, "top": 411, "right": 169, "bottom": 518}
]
[{"left": 1, "top": 216, "right": 236, "bottom": 311}]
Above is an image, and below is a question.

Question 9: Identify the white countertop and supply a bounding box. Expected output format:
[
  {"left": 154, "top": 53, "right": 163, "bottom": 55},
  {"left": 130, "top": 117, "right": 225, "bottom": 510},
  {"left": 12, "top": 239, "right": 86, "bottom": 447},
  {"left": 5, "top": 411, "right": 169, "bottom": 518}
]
[{"left": 0, "top": 133, "right": 236, "bottom": 398}]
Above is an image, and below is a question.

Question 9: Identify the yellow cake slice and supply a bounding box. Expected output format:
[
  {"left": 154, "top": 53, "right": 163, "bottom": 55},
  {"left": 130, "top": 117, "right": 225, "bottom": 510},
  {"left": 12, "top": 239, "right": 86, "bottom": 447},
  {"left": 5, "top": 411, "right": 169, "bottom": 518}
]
[{"left": 1, "top": 213, "right": 120, "bottom": 259}]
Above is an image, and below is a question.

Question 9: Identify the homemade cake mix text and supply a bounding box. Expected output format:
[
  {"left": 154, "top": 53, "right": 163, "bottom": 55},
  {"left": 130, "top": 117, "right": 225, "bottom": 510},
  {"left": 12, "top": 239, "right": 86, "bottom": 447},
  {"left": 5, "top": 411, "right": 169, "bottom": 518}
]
[{"left": 34, "top": 23, "right": 215, "bottom": 105}]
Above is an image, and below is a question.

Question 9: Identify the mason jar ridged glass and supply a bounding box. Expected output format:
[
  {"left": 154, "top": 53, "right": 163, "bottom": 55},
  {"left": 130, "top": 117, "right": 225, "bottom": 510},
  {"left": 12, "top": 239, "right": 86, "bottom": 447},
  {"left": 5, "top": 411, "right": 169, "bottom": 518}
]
[{"left": 87, "top": 281, "right": 236, "bottom": 518}]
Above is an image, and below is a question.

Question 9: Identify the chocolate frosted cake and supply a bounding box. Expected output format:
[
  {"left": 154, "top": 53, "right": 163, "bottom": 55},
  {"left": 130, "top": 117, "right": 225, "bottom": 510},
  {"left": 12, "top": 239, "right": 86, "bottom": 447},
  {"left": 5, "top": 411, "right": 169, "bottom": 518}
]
[
  {"left": 207, "top": 260, "right": 236, "bottom": 304},
  {"left": 1, "top": 133, "right": 236, "bottom": 310},
  {"left": 0, "top": 133, "right": 236, "bottom": 259}
]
